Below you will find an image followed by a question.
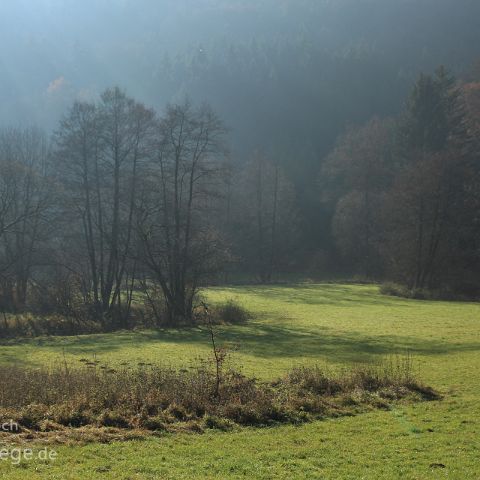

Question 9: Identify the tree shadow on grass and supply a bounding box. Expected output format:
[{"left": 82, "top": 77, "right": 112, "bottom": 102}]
[
  {"left": 4, "top": 321, "right": 480, "bottom": 367},
  {"left": 225, "top": 284, "right": 417, "bottom": 308},
  {"left": 0, "top": 351, "right": 31, "bottom": 366},
  {"left": 228, "top": 283, "right": 480, "bottom": 309},
  {"left": 205, "top": 322, "right": 480, "bottom": 363},
  {"left": 4, "top": 282, "right": 476, "bottom": 365}
]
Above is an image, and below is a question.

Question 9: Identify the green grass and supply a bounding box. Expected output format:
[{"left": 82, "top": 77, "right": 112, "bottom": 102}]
[{"left": 0, "top": 283, "right": 479, "bottom": 478}]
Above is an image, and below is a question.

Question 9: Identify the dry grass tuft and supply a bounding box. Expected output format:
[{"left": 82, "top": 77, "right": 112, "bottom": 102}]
[{"left": 0, "top": 355, "right": 439, "bottom": 443}]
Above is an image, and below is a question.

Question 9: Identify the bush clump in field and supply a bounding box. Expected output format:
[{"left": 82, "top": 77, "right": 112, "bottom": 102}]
[
  {"left": 380, "top": 282, "right": 412, "bottom": 298},
  {"left": 0, "top": 356, "right": 439, "bottom": 442},
  {"left": 207, "top": 300, "right": 251, "bottom": 325},
  {"left": 380, "top": 282, "right": 479, "bottom": 301}
]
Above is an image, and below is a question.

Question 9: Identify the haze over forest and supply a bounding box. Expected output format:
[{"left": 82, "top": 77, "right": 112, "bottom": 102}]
[
  {"left": 1, "top": 0, "right": 480, "bottom": 300},
  {"left": 2, "top": 0, "right": 480, "bottom": 154}
]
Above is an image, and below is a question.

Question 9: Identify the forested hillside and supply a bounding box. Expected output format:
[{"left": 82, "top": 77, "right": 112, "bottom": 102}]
[{"left": 0, "top": 1, "right": 480, "bottom": 328}]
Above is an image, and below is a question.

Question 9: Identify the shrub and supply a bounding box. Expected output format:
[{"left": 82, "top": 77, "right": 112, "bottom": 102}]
[
  {"left": 137, "top": 415, "right": 167, "bottom": 432},
  {"left": 286, "top": 366, "right": 342, "bottom": 396},
  {"left": 380, "top": 282, "right": 479, "bottom": 301},
  {"left": 0, "top": 356, "right": 439, "bottom": 441},
  {"left": 53, "top": 405, "right": 93, "bottom": 428},
  {"left": 211, "top": 300, "right": 251, "bottom": 325},
  {"left": 18, "top": 404, "right": 49, "bottom": 430},
  {"left": 204, "top": 415, "right": 235, "bottom": 431},
  {"left": 380, "top": 282, "right": 411, "bottom": 298},
  {"left": 98, "top": 412, "right": 130, "bottom": 429},
  {"left": 141, "top": 284, "right": 167, "bottom": 327}
]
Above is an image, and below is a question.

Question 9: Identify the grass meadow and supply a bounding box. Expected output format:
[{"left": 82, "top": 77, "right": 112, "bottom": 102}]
[{"left": 0, "top": 283, "right": 479, "bottom": 479}]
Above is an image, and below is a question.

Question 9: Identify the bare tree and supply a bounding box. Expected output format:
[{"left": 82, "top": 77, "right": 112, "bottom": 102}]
[
  {"left": 233, "top": 151, "right": 298, "bottom": 282},
  {"left": 0, "top": 127, "right": 52, "bottom": 310},
  {"left": 137, "top": 102, "right": 227, "bottom": 325},
  {"left": 382, "top": 149, "right": 468, "bottom": 290},
  {"left": 55, "top": 88, "right": 155, "bottom": 324},
  {"left": 98, "top": 89, "right": 156, "bottom": 320},
  {"left": 323, "top": 117, "right": 397, "bottom": 278}
]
